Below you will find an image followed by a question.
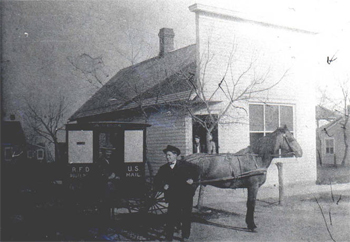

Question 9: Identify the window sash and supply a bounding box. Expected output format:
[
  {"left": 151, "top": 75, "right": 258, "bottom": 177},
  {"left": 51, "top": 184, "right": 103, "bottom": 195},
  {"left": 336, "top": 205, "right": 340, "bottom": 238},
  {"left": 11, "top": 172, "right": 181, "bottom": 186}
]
[
  {"left": 249, "top": 104, "right": 294, "bottom": 135},
  {"left": 27, "top": 150, "right": 34, "bottom": 159},
  {"left": 325, "top": 139, "right": 334, "bottom": 154},
  {"left": 37, "top": 149, "right": 44, "bottom": 160},
  {"left": 249, "top": 104, "right": 294, "bottom": 157},
  {"left": 4, "top": 147, "right": 13, "bottom": 161}
]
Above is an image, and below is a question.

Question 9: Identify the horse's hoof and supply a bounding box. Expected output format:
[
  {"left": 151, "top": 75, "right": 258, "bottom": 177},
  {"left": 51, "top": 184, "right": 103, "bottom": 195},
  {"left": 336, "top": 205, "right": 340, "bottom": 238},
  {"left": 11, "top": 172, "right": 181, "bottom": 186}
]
[
  {"left": 247, "top": 224, "right": 257, "bottom": 232},
  {"left": 248, "top": 227, "right": 256, "bottom": 232}
]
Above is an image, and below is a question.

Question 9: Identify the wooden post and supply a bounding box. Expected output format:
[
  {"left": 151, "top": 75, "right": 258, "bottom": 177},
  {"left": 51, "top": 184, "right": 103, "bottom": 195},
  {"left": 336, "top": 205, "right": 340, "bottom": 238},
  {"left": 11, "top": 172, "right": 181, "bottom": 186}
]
[{"left": 276, "top": 162, "right": 284, "bottom": 205}]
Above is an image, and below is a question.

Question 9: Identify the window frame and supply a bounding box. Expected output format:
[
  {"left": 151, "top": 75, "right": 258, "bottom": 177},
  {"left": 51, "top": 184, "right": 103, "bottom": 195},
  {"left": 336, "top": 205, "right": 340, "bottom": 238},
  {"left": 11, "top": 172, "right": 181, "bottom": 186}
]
[
  {"left": 249, "top": 103, "right": 295, "bottom": 157},
  {"left": 249, "top": 103, "right": 295, "bottom": 136},
  {"left": 4, "top": 147, "right": 13, "bottom": 161},
  {"left": 325, "top": 138, "right": 335, "bottom": 155},
  {"left": 27, "top": 150, "right": 34, "bottom": 159},
  {"left": 37, "top": 148, "right": 44, "bottom": 160}
]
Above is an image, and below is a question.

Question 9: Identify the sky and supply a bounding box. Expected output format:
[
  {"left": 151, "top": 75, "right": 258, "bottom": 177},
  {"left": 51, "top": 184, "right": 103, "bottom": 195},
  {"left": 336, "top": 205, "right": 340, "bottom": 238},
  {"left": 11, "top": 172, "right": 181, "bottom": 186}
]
[{"left": 2, "top": 0, "right": 350, "bottom": 129}]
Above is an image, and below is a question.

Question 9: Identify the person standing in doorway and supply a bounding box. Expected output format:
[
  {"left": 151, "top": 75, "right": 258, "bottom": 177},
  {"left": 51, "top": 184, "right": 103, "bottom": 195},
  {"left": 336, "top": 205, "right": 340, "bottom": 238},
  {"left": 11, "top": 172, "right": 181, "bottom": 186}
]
[
  {"left": 193, "top": 135, "right": 204, "bottom": 154},
  {"left": 207, "top": 133, "right": 217, "bottom": 154},
  {"left": 155, "top": 145, "right": 199, "bottom": 241}
]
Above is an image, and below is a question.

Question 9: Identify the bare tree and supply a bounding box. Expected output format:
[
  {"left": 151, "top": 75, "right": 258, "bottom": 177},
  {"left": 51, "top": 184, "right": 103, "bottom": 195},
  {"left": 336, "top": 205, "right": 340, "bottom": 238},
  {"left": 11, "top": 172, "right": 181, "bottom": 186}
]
[
  {"left": 186, "top": 42, "right": 287, "bottom": 208},
  {"left": 170, "top": 41, "right": 288, "bottom": 151},
  {"left": 67, "top": 17, "right": 154, "bottom": 90},
  {"left": 131, "top": 41, "right": 287, "bottom": 208},
  {"left": 318, "top": 77, "right": 349, "bottom": 166},
  {"left": 115, "top": 19, "right": 154, "bottom": 66},
  {"left": 67, "top": 54, "right": 110, "bottom": 89},
  {"left": 24, "top": 96, "right": 68, "bottom": 163},
  {"left": 338, "top": 79, "right": 349, "bottom": 166}
]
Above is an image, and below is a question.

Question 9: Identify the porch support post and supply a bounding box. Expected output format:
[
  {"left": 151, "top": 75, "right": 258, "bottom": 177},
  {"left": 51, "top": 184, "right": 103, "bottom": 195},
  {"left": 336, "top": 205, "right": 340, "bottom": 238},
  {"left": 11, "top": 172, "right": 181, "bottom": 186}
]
[{"left": 276, "top": 162, "right": 284, "bottom": 205}]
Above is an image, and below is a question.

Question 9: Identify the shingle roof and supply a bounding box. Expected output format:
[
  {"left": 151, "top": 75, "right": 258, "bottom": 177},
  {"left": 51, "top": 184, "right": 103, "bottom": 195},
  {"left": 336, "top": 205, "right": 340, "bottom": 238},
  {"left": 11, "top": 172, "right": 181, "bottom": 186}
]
[
  {"left": 119, "top": 91, "right": 194, "bottom": 110},
  {"left": 70, "top": 44, "right": 196, "bottom": 121},
  {"left": 2, "top": 121, "right": 26, "bottom": 145},
  {"left": 319, "top": 116, "right": 348, "bottom": 131},
  {"left": 316, "top": 105, "right": 341, "bottom": 120}
]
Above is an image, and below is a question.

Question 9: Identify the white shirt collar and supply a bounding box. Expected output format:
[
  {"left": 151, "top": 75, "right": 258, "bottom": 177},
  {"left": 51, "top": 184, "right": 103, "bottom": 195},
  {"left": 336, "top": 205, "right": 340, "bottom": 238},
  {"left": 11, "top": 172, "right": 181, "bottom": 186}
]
[{"left": 169, "top": 160, "right": 177, "bottom": 169}]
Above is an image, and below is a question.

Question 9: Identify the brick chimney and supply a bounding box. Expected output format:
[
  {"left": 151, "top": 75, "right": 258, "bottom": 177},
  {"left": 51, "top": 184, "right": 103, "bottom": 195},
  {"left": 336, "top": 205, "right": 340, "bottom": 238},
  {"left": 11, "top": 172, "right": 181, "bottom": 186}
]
[{"left": 158, "top": 28, "right": 174, "bottom": 57}]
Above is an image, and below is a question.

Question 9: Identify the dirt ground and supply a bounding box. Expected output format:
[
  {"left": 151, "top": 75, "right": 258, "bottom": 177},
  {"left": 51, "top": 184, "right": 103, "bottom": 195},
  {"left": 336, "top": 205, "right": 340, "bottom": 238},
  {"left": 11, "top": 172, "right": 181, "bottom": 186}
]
[
  {"left": 2, "top": 178, "right": 350, "bottom": 241},
  {"left": 93, "top": 183, "right": 350, "bottom": 242},
  {"left": 189, "top": 186, "right": 350, "bottom": 242}
]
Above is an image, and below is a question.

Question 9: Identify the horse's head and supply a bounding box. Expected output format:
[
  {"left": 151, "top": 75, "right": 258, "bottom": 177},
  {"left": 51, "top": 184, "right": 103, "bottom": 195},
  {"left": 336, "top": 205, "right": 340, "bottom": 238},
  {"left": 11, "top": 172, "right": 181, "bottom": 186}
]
[{"left": 275, "top": 125, "right": 303, "bottom": 157}]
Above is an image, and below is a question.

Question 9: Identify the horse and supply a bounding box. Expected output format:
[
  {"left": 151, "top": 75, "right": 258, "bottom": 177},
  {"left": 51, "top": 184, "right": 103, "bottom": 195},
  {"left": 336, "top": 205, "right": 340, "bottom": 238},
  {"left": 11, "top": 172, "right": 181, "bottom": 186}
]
[{"left": 184, "top": 125, "right": 303, "bottom": 231}]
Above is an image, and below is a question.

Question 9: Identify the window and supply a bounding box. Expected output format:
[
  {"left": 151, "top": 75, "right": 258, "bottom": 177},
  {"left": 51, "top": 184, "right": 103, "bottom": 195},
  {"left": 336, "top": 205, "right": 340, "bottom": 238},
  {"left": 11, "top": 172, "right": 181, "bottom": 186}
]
[
  {"left": 249, "top": 103, "right": 294, "bottom": 148},
  {"left": 4, "top": 147, "right": 13, "bottom": 161},
  {"left": 125, "top": 130, "right": 143, "bottom": 163},
  {"left": 27, "top": 150, "right": 34, "bottom": 159},
  {"left": 37, "top": 149, "right": 44, "bottom": 160},
  {"left": 325, "top": 139, "right": 334, "bottom": 154},
  {"left": 68, "top": 130, "right": 93, "bottom": 164}
]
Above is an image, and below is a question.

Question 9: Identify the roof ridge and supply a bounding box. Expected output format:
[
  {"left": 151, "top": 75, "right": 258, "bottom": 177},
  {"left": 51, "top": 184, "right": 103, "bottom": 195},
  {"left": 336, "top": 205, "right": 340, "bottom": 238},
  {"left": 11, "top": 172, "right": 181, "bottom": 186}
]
[
  {"left": 319, "top": 116, "right": 344, "bottom": 130},
  {"left": 109, "top": 44, "right": 196, "bottom": 78}
]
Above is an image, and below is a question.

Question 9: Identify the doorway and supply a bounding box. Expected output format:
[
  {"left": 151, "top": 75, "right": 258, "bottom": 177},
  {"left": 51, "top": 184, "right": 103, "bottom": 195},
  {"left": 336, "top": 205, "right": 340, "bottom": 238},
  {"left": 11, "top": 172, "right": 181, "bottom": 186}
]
[{"left": 192, "top": 115, "right": 219, "bottom": 154}]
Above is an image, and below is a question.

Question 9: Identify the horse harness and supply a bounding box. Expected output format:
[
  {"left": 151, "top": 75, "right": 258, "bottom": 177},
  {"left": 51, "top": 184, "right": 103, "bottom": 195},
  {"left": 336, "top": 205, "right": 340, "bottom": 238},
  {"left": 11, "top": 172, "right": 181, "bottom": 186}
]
[{"left": 194, "top": 153, "right": 266, "bottom": 186}]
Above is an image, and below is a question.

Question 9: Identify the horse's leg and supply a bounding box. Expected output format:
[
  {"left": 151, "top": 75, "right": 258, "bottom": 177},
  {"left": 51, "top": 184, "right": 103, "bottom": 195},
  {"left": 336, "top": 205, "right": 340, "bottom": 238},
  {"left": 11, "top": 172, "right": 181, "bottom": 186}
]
[{"left": 246, "top": 184, "right": 259, "bottom": 231}]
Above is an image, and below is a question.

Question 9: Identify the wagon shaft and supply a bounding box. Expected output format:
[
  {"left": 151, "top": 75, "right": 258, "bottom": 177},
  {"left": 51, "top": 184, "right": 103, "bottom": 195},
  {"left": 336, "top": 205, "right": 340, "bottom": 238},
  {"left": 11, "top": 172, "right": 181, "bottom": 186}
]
[{"left": 194, "top": 168, "right": 267, "bottom": 185}]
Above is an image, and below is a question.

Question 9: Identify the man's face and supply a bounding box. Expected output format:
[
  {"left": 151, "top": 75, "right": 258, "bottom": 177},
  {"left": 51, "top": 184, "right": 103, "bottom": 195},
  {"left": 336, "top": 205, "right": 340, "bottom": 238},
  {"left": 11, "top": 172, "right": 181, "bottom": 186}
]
[
  {"left": 195, "top": 137, "right": 200, "bottom": 144},
  {"left": 166, "top": 151, "right": 177, "bottom": 163}
]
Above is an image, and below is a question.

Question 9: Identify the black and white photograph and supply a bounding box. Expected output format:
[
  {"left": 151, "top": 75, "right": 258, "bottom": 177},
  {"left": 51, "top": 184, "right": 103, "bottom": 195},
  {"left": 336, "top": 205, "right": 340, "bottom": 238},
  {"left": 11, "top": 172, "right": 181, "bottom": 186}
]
[{"left": 1, "top": 0, "right": 350, "bottom": 241}]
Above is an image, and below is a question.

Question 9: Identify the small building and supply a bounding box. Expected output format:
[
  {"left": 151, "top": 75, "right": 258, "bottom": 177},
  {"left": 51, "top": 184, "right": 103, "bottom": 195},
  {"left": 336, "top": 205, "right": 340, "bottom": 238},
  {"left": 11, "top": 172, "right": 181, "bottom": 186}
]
[
  {"left": 317, "top": 107, "right": 350, "bottom": 166},
  {"left": 1, "top": 121, "right": 27, "bottom": 164}
]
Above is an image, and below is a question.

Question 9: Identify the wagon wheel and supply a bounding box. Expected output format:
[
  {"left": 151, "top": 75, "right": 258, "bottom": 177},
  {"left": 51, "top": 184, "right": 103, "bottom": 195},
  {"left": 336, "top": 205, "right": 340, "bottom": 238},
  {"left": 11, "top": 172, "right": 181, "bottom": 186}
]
[
  {"left": 125, "top": 197, "right": 144, "bottom": 213},
  {"left": 145, "top": 190, "right": 168, "bottom": 215}
]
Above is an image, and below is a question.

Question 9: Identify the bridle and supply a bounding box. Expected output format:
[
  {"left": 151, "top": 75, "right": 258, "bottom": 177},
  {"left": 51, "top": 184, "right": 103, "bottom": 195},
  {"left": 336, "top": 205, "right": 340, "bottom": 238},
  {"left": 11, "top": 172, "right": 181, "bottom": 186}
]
[
  {"left": 281, "top": 133, "right": 296, "bottom": 156},
  {"left": 271, "top": 133, "right": 296, "bottom": 157}
]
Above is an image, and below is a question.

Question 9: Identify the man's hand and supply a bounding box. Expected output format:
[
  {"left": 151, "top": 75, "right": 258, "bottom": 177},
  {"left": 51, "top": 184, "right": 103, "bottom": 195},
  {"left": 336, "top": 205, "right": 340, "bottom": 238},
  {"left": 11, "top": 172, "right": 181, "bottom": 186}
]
[
  {"left": 186, "top": 179, "right": 194, "bottom": 185},
  {"left": 108, "top": 172, "right": 116, "bottom": 180},
  {"left": 164, "top": 184, "right": 169, "bottom": 190}
]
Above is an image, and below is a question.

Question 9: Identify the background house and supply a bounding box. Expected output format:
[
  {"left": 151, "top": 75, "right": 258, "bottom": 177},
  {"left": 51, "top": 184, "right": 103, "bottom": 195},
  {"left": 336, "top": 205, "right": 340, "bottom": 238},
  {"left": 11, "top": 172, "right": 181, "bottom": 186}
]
[
  {"left": 26, "top": 143, "right": 49, "bottom": 163},
  {"left": 2, "top": 121, "right": 27, "bottom": 164},
  {"left": 70, "top": 4, "right": 319, "bottom": 192},
  {"left": 316, "top": 105, "right": 341, "bottom": 128},
  {"left": 316, "top": 106, "right": 350, "bottom": 166}
]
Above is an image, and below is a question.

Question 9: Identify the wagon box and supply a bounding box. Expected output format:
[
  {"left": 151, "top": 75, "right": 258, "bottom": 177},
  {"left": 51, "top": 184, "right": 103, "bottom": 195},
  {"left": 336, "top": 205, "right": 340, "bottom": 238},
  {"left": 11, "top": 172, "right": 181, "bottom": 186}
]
[{"left": 65, "top": 121, "right": 150, "bottom": 190}]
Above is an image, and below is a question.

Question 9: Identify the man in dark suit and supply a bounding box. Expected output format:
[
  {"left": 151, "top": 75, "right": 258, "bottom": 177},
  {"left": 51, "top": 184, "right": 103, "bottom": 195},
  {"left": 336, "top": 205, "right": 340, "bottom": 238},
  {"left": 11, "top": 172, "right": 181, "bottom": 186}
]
[
  {"left": 155, "top": 145, "right": 199, "bottom": 241},
  {"left": 97, "top": 146, "right": 121, "bottom": 221},
  {"left": 193, "top": 135, "right": 204, "bottom": 153}
]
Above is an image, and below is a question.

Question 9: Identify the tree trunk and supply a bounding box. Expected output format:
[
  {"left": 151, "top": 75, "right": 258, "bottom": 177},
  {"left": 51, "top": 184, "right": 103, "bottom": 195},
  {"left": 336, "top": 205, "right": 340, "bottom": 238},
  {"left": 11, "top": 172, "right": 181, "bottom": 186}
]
[
  {"left": 197, "top": 130, "right": 213, "bottom": 210},
  {"left": 54, "top": 141, "right": 61, "bottom": 163},
  {"left": 206, "top": 132, "right": 212, "bottom": 154},
  {"left": 341, "top": 114, "right": 349, "bottom": 166}
]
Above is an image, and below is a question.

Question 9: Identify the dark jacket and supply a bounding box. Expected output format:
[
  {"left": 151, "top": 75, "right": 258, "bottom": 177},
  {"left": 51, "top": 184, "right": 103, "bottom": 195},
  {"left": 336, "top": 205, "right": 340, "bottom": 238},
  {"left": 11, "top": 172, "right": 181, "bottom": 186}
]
[
  {"left": 97, "top": 152, "right": 123, "bottom": 181},
  {"left": 193, "top": 143, "right": 205, "bottom": 153},
  {"left": 155, "top": 160, "right": 199, "bottom": 203}
]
